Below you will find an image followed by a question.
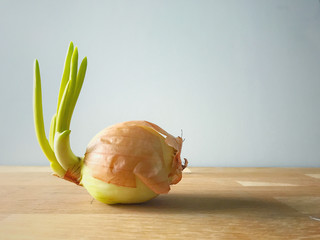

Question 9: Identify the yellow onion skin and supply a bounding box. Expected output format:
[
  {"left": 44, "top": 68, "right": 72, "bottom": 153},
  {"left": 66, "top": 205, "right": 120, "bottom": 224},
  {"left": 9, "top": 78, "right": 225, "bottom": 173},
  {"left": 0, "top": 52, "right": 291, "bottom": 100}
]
[{"left": 80, "top": 121, "right": 186, "bottom": 204}]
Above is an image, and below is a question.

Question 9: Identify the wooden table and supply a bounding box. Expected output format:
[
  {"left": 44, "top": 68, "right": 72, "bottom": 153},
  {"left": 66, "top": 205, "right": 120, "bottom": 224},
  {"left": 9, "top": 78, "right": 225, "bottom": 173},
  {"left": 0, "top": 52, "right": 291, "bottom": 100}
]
[{"left": 0, "top": 167, "right": 319, "bottom": 239}]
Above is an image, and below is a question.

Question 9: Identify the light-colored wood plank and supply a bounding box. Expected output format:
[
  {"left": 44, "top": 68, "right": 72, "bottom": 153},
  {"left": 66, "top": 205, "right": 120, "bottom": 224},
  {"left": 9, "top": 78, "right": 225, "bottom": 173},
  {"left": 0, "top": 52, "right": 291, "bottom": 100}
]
[
  {"left": 237, "top": 181, "right": 299, "bottom": 186},
  {"left": 0, "top": 166, "right": 51, "bottom": 172},
  {"left": 0, "top": 214, "right": 9, "bottom": 221},
  {"left": 1, "top": 213, "right": 320, "bottom": 240},
  {"left": 274, "top": 197, "right": 320, "bottom": 215},
  {"left": 0, "top": 172, "right": 67, "bottom": 186},
  {"left": 305, "top": 174, "right": 320, "bottom": 179},
  {"left": 0, "top": 166, "right": 319, "bottom": 239}
]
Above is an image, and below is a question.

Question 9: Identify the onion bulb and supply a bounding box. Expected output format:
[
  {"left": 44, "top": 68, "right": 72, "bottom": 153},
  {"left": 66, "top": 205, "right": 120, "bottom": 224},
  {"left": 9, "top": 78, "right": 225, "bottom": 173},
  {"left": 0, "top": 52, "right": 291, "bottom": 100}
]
[{"left": 33, "top": 42, "right": 188, "bottom": 204}]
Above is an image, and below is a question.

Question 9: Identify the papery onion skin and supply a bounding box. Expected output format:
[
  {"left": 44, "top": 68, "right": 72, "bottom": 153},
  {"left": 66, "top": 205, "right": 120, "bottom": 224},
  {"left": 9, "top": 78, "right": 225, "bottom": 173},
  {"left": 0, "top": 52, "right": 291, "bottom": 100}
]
[{"left": 81, "top": 120, "right": 186, "bottom": 204}]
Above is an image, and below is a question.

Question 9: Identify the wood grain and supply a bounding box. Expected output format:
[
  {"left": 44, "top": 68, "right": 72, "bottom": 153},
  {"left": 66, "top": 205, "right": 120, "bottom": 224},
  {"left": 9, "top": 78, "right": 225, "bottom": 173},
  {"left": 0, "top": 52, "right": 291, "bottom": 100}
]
[{"left": 0, "top": 167, "right": 319, "bottom": 239}]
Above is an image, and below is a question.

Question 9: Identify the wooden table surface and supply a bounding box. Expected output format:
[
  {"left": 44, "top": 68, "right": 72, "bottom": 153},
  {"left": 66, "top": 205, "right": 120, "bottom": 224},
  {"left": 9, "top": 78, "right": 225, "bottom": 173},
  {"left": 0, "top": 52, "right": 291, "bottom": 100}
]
[{"left": 0, "top": 166, "right": 319, "bottom": 239}]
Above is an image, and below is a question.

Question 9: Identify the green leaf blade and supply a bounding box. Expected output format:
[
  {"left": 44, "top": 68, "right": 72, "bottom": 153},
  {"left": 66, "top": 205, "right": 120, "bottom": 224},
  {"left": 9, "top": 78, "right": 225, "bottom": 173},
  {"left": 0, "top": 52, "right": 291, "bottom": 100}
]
[
  {"left": 33, "top": 60, "right": 65, "bottom": 177},
  {"left": 57, "top": 42, "right": 74, "bottom": 111}
]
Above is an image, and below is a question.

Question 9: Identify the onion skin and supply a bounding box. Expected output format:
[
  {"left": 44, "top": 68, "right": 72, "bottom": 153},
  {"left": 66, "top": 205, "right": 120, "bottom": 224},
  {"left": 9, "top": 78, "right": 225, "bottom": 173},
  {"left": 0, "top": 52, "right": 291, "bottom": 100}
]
[{"left": 81, "top": 120, "right": 186, "bottom": 204}]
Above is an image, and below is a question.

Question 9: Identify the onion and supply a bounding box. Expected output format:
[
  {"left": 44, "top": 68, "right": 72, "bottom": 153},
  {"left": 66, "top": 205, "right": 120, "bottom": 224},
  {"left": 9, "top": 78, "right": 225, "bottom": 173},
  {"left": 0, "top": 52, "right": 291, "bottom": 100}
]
[{"left": 33, "top": 42, "right": 188, "bottom": 204}]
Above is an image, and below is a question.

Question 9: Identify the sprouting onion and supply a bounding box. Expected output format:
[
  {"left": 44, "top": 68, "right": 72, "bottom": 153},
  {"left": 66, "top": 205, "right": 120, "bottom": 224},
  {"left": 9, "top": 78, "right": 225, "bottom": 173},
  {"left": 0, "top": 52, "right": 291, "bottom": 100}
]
[{"left": 33, "top": 42, "right": 188, "bottom": 204}]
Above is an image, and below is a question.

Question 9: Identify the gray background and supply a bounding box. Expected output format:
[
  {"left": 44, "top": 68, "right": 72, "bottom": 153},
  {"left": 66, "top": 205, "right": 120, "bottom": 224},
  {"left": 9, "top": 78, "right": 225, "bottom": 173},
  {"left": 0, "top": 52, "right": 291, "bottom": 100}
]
[{"left": 1, "top": 0, "right": 320, "bottom": 167}]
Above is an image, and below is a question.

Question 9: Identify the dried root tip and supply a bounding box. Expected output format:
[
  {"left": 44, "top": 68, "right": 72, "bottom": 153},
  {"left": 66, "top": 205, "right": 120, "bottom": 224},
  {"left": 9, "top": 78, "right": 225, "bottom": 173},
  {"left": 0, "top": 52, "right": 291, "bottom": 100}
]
[
  {"left": 63, "top": 164, "right": 82, "bottom": 185},
  {"left": 182, "top": 158, "right": 188, "bottom": 170}
]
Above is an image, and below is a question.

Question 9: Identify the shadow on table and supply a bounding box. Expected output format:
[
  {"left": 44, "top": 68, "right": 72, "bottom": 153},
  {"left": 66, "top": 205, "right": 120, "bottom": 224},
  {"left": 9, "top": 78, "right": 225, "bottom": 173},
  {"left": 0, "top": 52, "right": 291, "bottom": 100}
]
[{"left": 109, "top": 193, "right": 295, "bottom": 216}]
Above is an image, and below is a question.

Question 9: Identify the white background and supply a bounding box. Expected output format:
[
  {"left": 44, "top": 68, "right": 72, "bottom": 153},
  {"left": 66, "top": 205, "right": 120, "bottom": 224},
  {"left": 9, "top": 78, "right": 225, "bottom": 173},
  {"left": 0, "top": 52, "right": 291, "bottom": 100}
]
[{"left": 1, "top": 0, "right": 320, "bottom": 167}]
